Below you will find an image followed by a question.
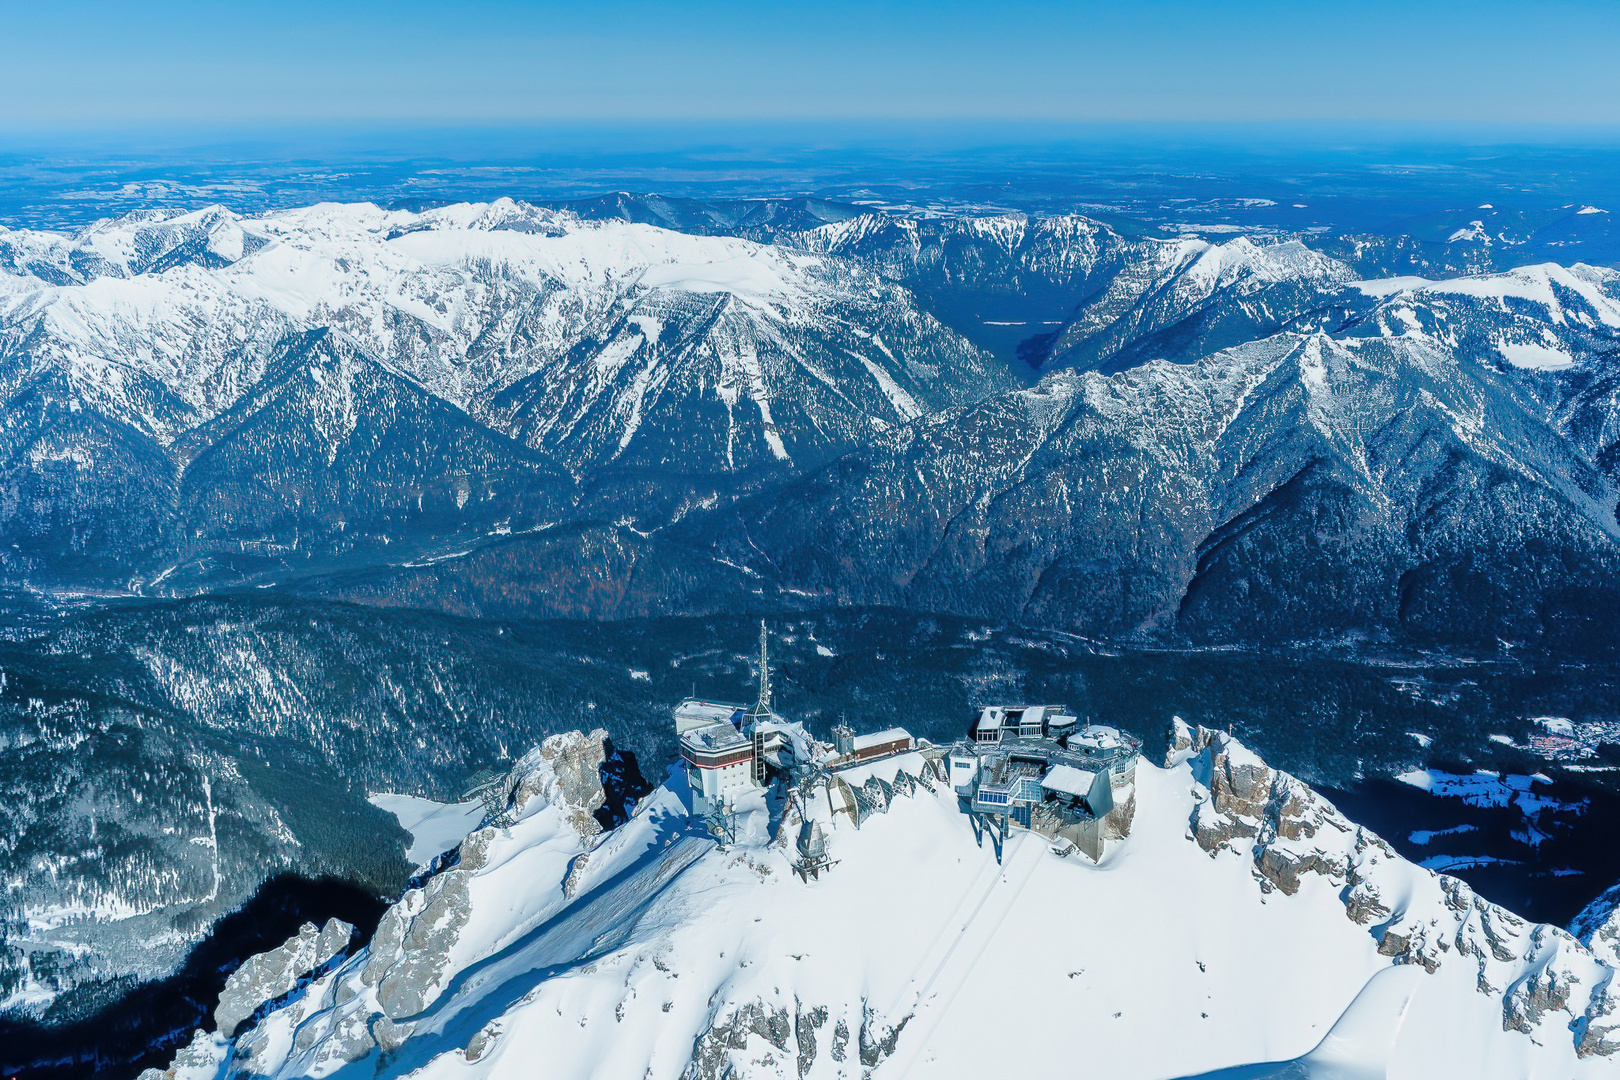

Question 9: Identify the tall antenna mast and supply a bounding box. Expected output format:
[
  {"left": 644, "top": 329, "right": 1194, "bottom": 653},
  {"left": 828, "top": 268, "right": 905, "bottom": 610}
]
[{"left": 755, "top": 619, "right": 772, "bottom": 716}]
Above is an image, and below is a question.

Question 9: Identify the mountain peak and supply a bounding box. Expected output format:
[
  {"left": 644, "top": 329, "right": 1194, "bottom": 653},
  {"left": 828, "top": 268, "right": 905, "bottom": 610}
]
[{"left": 143, "top": 722, "right": 1618, "bottom": 1079}]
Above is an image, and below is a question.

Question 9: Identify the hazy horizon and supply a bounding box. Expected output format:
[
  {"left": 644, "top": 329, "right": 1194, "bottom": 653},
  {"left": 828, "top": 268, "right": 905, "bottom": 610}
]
[{"left": 5, "top": 1, "right": 1619, "bottom": 128}]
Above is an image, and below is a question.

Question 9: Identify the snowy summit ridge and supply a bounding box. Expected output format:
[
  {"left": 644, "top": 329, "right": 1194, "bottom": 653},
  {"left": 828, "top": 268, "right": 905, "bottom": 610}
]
[{"left": 147, "top": 722, "right": 1619, "bottom": 1080}]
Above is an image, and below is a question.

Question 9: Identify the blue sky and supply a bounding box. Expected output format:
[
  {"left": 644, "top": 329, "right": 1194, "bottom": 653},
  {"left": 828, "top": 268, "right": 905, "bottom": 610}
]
[{"left": 3, "top": 0, "right": 1618, "bottom": 130}]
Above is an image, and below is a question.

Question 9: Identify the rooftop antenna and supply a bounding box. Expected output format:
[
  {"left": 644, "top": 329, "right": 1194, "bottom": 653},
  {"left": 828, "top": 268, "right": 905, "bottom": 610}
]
[{"left": 747, "top": 620, "right": 774, "bottom": 723}]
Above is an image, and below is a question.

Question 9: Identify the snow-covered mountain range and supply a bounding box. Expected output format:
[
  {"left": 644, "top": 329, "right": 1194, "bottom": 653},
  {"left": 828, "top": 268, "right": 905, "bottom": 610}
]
[
  {"left": 6, "top": 195, "right": 1620, "bottom": 1073},
  {"left": 4, "top": 197, "right": 1618, "bottom": 651},
  {"left": 698, "top": 311, "right": 1620, "bottom": 645},
  {"left": 0, "top": 200, "right": 1002, "bottom": 587},
  {"left": 140, "top": 724, "right": 1620, "bottom": 1079}
]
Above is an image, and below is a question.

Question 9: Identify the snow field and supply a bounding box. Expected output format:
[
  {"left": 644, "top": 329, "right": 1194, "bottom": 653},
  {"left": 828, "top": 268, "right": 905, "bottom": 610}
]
[{"left": 162, "top": 730, "right": 1620, "bottom": 1080}]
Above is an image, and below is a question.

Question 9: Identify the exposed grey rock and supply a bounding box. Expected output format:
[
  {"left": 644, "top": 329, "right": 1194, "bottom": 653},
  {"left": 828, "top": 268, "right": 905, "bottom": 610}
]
[
  {"left": 1571, "top": 882, "right": 1620, "bottom": 967},
  {"left": 361, "top": 869, "right": 475, "bottom": 1021},
  {"left": 1502, "top": 927, "right": 1577, "bottom": 1034},
  {"left": 322, "top": 1006, "right": 382, "bottom": 1066},
  {"left": 794, "top": 1002, "right": 827, "bottom": 1080},
  {"left": 371, "top": 1013, "right": 409, "bottom": 1053},
  {"left": 1577, "top": 975, "right": 1620, "bottom": 1058},
  {"left": 683, "top": 1001, "right": 792, "bottom": 1080},
  {"left": 520, "top": 729, "right": 611, "bottom": 839},
  {"left": 857, "top": 1005, "right": 909, "bottom": 1067},
  {"left": 1180, "top": 720, "right": 1344, "bottom": 870},
  {"left": 562, "top": 853, "right": 592, "bottom": 898},
  {"left": 135, "top": 1028, "right": 221, "bottom": 1080},
  {"left": 1344, "top": 862, "right": 1394, "bottom": 927},
  {"left": 357, "top": 731, "right": 613, "bottom": 1022},
  {"left": 1173, "top": 720, "right": 1620, "bottom": 1058},
  {"left": 1256, "top": 845, "right": 1346, "bottom": 898},
  {"left": 214, "top": 917, "right": 353, "bottom": 1038},
  {"left": 464, "top": 1021, "right": 502, "bottom": 1062}
]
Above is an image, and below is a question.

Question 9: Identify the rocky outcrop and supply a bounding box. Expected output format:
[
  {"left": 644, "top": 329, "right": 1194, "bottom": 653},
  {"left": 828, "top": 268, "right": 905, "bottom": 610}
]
[
  {"left": 1502, "top": 928, "right": 1579, "bottom": 1034},
  {"left": 204, "top": 727, "right": 633, "bottom": 1077},
  {"left": 1572, "top": 882, "right": 1620, "bottom": 967},
  {"left": 360, "top": 858, "right": 478, "bottom": 1021},
  {"left": 135, "top": 1028, "right": 226, "bottom": 1080},
  {"left": 519, "top": 729, "right": 612, "bottom": 839},
  {"left": 793, "top": 1003, "right": 827, "bottom": 1079},
  {"left": 685, "top": 1002, "right": 794, "bottom": 1080},
  {"left": 145, "top": 728, "right": 633, "bottom": 1080},
  {"left": 830, "top": 1017, "right": 850, "bottom": 1063},
  {"left": 682, "top": 998, "right": 907, "bottom": 1080},
  {"left": 1170, "top": 719, "right": 1351, "bottom": 889},
  {"left": 359, "top": 730, "right": 614, "bottom": 1022},
  {"left": 857, "top": 1006, "right": 909, "bottom": 1068},
  {"left": 214, "top": 917, "right": 354, "bottom": 1038},
  {"left": 1101, "top": 785, "right": 1136, "bottom": 842},
  {"left": 1170, "top": 718, "right": 1620, "bottom": 1059},
  {"left": 1577, "top": 973, "right": 1620, "bottom": 1058}
]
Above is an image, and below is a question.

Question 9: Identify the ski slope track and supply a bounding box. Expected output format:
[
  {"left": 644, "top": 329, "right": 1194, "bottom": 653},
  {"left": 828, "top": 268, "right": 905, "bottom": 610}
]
[{"left": 146, "top": 725, "right": 1620, "bottom": 1080}]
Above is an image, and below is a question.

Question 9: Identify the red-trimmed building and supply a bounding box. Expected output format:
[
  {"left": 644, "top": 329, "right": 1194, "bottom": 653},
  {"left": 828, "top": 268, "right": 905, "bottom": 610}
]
[{"left": 676, "top": 698, "right": 758, "bottom": 816}]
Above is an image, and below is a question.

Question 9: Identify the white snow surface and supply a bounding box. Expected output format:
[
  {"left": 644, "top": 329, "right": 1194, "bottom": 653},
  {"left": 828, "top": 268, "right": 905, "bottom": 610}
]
[
  {"left": 1353, "top": 276, "right": 1437, "bottom": 297},
  {"left": 368, "top": 793, "right": 487, "bottom": 868},
  {"left": 0, "top": 200, "right": 986, "bottom": 451},
  {"left": 1395, "top": 768, "right": 1577, "bottom": 818},
  {"left": 1499, "top": 341, "right": 1576, "bottom": 370},
  {"left": 1356, "top": 263, "right": 1620, "bottom": 327},
  {"left": 165, "top": 725, "right": 1619, "bottom": 1080}
]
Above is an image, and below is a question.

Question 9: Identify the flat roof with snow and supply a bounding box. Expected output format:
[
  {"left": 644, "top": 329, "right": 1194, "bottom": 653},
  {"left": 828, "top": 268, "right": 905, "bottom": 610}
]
[
  {"left": 1041, "top": 765, "right": 1098, "bottom": 799},
  {"left": 680, "top": 722, "right": 750, "bottom": 752},
  {"left": 1071, "top": 725, "right": 1126, "bottom": 751},
  {"left": 674, "top": 699, "right": 744, "bottom": 732},
  {"left": 852, "top": 727, "right": 912, "bottom": 751}
]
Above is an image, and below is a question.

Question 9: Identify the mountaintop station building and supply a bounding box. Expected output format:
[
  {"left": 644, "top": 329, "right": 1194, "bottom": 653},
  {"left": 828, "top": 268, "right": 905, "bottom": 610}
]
[
  {"left": 676, "top": 623, "right": 914, "bottom": 818},
  {"left": 673, "top": 627, "right": 1138, "bottom": 864},
  {"left": 948, "top": 705, "right": 1140, "bottom": 860}
]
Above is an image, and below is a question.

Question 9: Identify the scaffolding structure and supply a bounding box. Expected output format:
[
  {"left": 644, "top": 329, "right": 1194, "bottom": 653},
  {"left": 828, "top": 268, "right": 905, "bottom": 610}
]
[
  {"left": 793, "top": 818, "right": 836, "bottom": 881},
  {"left": 461, "top": 767, "right": 520, "bottom": 830},
  {"left": 704, "top": 798, "right": 741, "bottom": 847}
]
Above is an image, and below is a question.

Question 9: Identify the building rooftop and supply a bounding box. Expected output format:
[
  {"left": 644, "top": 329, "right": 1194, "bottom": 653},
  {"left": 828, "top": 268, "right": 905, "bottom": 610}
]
[
  {"left": 1041, "top": 765, "right": 1098, "bottom": 799},
  {"left": 674, "top": 699, "right": 746, "bottom": 733},
  {"left": 680, "top": 721, "right": 750, "bottom": 753},
  {"left": 1070, "top": 725, "right": 1129, "bottom": 752},
  {"left": 852, "top": 727, "right": 912, "bottom": 752},
  {"left": 833, "top": 749, "right": 930, "bottom": 787},
  {"left": 954, "top": 732, "right": 1137, "bottom": 773}
]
